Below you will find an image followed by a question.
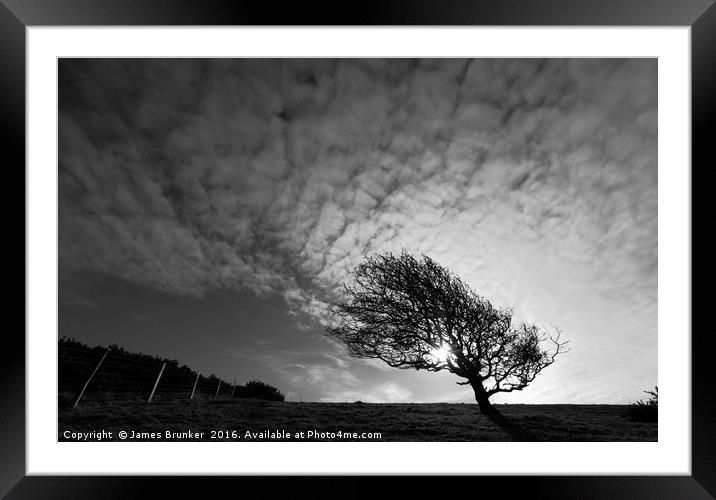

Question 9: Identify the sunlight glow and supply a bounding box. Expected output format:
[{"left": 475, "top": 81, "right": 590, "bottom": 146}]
[{"left": 429, "top": 345, "right": 452, "bottom": 364}]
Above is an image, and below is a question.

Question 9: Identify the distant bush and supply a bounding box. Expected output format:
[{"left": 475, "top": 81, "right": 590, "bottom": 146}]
[
  {"left": 237, "top": 379, "right": 285, "bottom": 402},
  {"left": 627, "top": 386, "right": 658, "bottom": 422}
]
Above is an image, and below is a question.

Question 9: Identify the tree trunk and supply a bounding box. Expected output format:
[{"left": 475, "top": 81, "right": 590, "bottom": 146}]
[{"left": 470, "top": 380, "right": 496, "bottom": 415}]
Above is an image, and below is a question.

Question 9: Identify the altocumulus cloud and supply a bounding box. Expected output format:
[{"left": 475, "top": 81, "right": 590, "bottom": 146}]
[{"left": 59, "top": 59, "right": 657, "bottom": 404}]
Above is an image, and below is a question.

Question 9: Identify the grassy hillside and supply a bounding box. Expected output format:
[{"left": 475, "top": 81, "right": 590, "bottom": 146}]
[
  {"left": 58, "top": 338, "right": 284, "bottom": 405},
  {"left": 58, "top": 400, "right": 656, "bottom": 442}
]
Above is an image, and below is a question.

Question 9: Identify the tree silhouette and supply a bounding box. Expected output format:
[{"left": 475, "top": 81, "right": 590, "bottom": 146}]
[{"left": 326, "top": 251, "right": 568, "bottom": 415}]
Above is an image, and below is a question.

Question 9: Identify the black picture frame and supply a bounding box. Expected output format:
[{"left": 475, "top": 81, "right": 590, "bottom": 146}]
[{"left": 3, "top": 1, "right": 712, "bottom": 498}]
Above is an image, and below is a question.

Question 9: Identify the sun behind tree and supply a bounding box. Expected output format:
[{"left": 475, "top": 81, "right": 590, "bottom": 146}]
[{"left": 326, "top": 251, "right": 569, "bottom": 415}]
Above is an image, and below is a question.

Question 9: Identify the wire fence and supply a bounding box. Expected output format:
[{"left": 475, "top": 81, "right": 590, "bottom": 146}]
[{"left": 59, "top": 340, "right": 241, "bottom": 407}]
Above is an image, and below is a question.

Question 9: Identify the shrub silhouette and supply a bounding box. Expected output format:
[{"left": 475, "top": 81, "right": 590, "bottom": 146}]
[
  {"left": 236, "top": 379, "right": 285, "bottom": 401},
  {"left": 627, "top": 386, "right": 658, "bottom": 422}
]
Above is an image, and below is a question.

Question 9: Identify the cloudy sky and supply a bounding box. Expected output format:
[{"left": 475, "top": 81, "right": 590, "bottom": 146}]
[{"left": 58, "top": 59, "right": 657, "bottom": 404}]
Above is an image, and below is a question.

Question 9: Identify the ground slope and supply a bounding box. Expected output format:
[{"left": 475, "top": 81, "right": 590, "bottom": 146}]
[{"left": 58, "top": 400, "right": 656, "bottom": 442}]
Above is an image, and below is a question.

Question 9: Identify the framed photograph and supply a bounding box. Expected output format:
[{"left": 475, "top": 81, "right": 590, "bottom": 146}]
[{"left": 5, "top": 0, "right": 712, "bottom": 497}]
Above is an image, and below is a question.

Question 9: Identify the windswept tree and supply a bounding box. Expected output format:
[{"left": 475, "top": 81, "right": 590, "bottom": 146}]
[{"left": 326, "top": 251, "right": 568, "bottom": 415}]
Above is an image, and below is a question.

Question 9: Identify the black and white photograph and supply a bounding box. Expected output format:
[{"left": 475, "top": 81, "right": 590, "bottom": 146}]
[{"left": 57, "top": 58, "right": 658, "bottom": 443}]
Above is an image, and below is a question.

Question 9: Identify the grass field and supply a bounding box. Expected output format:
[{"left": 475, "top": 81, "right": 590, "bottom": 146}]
[{"left": 58, "top": 400, "right": 656, "bottom": 442}]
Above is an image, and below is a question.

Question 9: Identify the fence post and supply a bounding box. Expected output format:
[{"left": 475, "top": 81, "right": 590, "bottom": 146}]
[
  {"left": 73, "top": 348, "right": 109, "bottom": 408},
  {"left": 190, "top": 372, "right": 200, "bottom": 400},
  {"left": 230, "top": 378, "right": 237, "bottom": 398},
  {"left": 214, "top": 379, "right": 222, "bottom": 399},
  {"left": 147, "top": 362, "right": 166, "bottom": 402}
]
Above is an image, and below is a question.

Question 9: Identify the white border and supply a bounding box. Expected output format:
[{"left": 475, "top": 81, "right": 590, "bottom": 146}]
[{"left": 27, "top": 27, "right": 691, "bottom": 475}]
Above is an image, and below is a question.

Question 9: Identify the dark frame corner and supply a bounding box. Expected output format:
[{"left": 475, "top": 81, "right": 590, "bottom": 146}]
[{"left": 3, "top": 0, "right": 712, "bottom": 498}]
